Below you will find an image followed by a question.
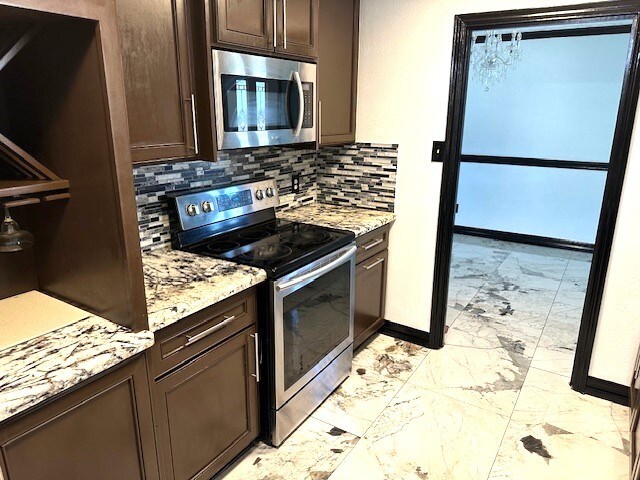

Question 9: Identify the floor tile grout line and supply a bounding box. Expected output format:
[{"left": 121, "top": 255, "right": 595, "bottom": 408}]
[
  {"left": 326, "top": 338, "right": 432, "bottom": 478},
  {"left": 485, "top": 250, "right": 578, "bottom": 478},
  {"left": 452, "top": 244, "right": 565, "bottom": 478},
  {"left": 527, "top": 252, "right": 576, "bottom": 368}
]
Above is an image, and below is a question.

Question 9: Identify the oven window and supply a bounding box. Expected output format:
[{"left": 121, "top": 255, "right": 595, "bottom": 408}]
[
  {"left": 282, "top": 262, "right": 351, "bottom": 391},
  {"left": 221, "top": 74, "right": 303, "bottom": 133}
]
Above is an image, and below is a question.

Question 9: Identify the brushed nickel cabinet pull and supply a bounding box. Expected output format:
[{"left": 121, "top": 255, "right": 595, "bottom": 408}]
[
  {"left": 283, "top": 0, "right": 287, "bottom": 49},
  {"left": 362, "top": 237, "right": 384, "bottom": 251},
  {"left": 251, "top": 333, "right": 260, "bottom": 382},
  {"left": 363, "top": 257, "right": 385, "bottom": 270},
  {"left": 318, "top": 100, "right": 322, "bottom": 141},
  {"left": 273, "top": 0, "right": 277, "bottom": 47},
  {"left": 190, "top": 93, "right": 199, "bottom": 155},
  {"left": 184, "top": 315, "right": 236, "bottom": 345}
]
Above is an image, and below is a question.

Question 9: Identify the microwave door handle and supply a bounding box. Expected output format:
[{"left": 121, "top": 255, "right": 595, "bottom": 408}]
[
  {"left": 292, "top": 71, "right": 304, "bottom": 137},
  {"left": 276, "top": 246, "right": 356, "bottom": 291}
]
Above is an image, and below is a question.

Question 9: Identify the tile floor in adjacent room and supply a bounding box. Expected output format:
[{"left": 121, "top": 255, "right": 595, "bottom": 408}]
[{"left": 218, "top": 234, "right": 629, "bottom": 480}]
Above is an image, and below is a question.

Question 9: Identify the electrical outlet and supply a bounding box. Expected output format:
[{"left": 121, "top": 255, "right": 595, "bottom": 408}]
[{"left": 292, "top": 174, "right": 301, "bottom": 194}]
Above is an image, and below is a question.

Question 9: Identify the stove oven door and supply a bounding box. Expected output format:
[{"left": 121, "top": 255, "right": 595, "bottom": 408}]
[{"left": 273, "top": 244, "right": 356, "bottom": 410}]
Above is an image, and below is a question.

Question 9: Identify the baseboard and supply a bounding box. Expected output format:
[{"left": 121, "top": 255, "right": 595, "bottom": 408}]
[
  {"left": 584, "top": 376, "right": 629, "bottom": 406},
  {"left": 453, "top": 226, "right": 594, "bottom": 253},
  {"left": 379, "top": 321, "right": 430, "bottom": 348}
]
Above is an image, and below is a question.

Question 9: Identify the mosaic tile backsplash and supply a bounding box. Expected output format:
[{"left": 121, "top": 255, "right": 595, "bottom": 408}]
[
  {"left": 133, "top": 143, "right": 397, "bottom": 251},
  {"left": 317, "top": 143, "right": 398, "bottom": 212}
]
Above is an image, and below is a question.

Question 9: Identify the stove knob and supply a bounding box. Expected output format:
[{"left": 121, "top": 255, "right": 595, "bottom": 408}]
[
  {"left": 255, "top": 189, "right": 264, "bottom": 201},
  {"left": 186, "top": 204, "right": 199, "bottom": 217},
  {"left": 266, "top": 187, "right": 275, "bottom": 198},
  {"left": 202, "top": 201, "right": 213, "bottom": 213}
]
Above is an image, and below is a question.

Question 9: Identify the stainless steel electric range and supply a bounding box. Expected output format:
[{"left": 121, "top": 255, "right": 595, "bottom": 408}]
[{"left": 168, "top": 178, "right": 356, "bottom": 446}]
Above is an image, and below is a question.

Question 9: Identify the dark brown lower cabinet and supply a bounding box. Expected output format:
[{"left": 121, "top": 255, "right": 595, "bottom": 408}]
[
  {"left": 0, "top": 355, "right": 159, "bottom": 480},
  {"left": 353, "top": 224, "right": 391, "bottom": 349},
  {"left": 153, "top": 326, "right": 260, "bottom": 480}
]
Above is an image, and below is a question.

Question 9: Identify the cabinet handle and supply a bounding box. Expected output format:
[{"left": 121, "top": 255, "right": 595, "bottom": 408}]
[
  {"left": 361, "top": 237, "right": 384, "bottom": 251},
  {"left": 363, "top": 257, "right": 385, "bottom": 270},
  {"left": 189, "top": 93, "right": 199, "bottom": 155},
  {"left": 251, "top": 333, "right": 260, "bottom": 383},
  {"left": 283, "top": 0, "right": 287, "bottom": 49},
  {"left": 318, "top": 100, "right": 322, "bottom": 141},
  {"left": 184, "top": 315, "right": 236, "bottom": 345},
  {"left": 273, "top": 0, "right": 277, "bottom": 47}
]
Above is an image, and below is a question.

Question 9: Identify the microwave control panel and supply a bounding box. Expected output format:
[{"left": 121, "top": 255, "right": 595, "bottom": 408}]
[{"left": 302, "top": 84, "right": 314, "bottom": 128}]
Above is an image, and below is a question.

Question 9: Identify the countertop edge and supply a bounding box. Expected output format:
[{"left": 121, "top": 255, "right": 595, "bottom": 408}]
[{"left": 0, "top": 315, "right": 155, "bottom": 424}]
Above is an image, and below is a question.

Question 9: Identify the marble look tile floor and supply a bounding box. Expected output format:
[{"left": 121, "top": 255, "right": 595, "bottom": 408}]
[{"left": 218, "top": 235, "right": 628, "bottom": 480}]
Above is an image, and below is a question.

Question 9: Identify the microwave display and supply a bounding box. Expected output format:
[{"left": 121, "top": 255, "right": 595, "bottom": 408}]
[{"left": 221, "top": 74, "right": 313, "bottom": 133}]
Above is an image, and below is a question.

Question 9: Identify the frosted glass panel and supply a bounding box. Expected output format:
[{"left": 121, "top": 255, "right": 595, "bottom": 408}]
[
  {"left": 462, "top": 33, "right": 630, "bottom": 162},
  {"left": 455, "top": 163, "right": 607, "bottom": 243}
]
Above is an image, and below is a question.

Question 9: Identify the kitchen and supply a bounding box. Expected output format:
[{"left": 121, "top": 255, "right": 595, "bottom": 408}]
[{"left": 0, "top": 0, "right": 638, "bottom": 479}]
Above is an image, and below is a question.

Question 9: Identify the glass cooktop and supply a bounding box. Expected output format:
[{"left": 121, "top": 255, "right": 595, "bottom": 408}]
[{"left": 186, "top": 219, "right": 355, "bottom": 278}]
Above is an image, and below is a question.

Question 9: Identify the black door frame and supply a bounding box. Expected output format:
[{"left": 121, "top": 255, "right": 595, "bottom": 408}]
[{"left": 430, "top": 1, "right": 640, "bottom": 396}]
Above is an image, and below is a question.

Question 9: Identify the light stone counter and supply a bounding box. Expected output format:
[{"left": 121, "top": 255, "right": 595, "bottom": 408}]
[
  {"left": 278, "top": 203, "right": 395, "bottom": 237},
  {"left": 143, "top": 249, "right": 267, "bottom": 332}
]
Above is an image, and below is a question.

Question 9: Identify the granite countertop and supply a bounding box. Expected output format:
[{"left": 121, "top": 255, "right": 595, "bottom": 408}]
[
  {"left": 143, "top": 249, "right": 267, "bottom": 332},
  {"left": 278, "top": 203, "right": 396, "bottom": 237},
  {"left": 0, "top": 316, "right": 154, "bottom": 423}
]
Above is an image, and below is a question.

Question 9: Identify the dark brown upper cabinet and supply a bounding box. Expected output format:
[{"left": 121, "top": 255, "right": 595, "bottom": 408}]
[
  {"left": 318, "top": 0, "right": 359, "bottom": 145},
  {"left": 115, "top": 0, "right": 199, "bottom": 164},
  {"left": 212, "top": 0, "right": 275, "bottom": 53},
  {"left": 275, "top": 0, "right": 319, "bottom": 60},
  {"left": 210, "top": 0, "right": 318, "bottom": 61}
]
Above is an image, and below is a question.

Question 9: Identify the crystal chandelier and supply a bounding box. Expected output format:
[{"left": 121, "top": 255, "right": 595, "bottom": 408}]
[{"left": 471, "top": 30, "right": 523, "bottom": 91}]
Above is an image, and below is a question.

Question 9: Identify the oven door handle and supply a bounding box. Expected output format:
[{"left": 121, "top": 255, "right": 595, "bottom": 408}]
[
  {"left": 276, "top": 245, "right": 356, "bottom": 292},
  {"left": 292, "top": 71, "right": 304, "bottom": 137}
]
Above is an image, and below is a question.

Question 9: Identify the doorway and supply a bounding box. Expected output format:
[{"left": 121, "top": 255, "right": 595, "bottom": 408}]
[{"left": 430, "top": 2, "right": 640, "bottom": 401}]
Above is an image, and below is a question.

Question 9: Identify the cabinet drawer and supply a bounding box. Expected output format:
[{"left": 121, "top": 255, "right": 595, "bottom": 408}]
[
  {"left": 356, "top": 225, "right": 390, "bottom": 264},
  {"left": 149, "top": 287, "right": 257, "bottom": 378}
]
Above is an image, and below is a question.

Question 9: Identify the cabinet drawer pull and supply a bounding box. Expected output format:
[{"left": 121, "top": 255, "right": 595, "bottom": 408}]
[
  {"left": 363, "top": 257, "right": 385, "bottom": 270},
  {"left": 251, "top": 333, "right": 260, "bottom": 383},
  {"left": 361, "top": 237, "right": 384, "bottom": 251},
  {"left": 184, "top": 315, "right": 236, "bottom": 345}
]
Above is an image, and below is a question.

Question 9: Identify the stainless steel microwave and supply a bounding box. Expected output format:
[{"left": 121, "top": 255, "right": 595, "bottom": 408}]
[{"left": 212, "top": 49, "right": 317, "bottom": 150}]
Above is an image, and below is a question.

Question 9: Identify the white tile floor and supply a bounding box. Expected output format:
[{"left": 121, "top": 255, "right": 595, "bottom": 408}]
[{"left": 218, "top": 235, "right": 629, "bottom": 480}]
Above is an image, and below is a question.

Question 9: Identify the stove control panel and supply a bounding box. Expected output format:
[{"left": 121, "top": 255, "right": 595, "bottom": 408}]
[{"left": 169, "top": 178, "right": 280, "bottom": 231}]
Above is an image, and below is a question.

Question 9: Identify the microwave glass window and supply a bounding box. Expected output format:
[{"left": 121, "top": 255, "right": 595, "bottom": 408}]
[{"left": 221, "top": 74, "right": 308, "bottom": 133}]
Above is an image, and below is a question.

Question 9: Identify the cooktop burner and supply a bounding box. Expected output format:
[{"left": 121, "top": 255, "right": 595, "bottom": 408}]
[
  {"left": 206, "top": 240, "right": 241, "bottom": 254},
  {"left": 187, "top": 219, "right": 355, "bottom": 278},
  {"left": 240, "top": 244, "right": 293, "bottom": 262}
]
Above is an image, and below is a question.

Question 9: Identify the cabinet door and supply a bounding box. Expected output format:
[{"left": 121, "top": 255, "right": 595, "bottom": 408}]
[
  {"left": 354, "top": 250, "right": 388, "bottom": 349},
  {"left": 275, "top": 0, "right": 319, "bottom": 60},
  {"left": 318, "top": 0, "right": 358, "bottom": 145},
  {"left": 115, "top": 0, "right": 196, "bottom": 163},
  {"left": 212, "top": 0, "right": 275, "bottom": 53},
  {"left": 0, "top": 356, "right": 158, "bottom": 480},
  {"left": 154, "top": 327, "right": 260, "bottom": 480}
]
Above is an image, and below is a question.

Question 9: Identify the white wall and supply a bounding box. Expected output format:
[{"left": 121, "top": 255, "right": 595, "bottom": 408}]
[
  {"left": 456, "top": 164, "right": 606, "bottom": 243},
  {"left": 462, "top": 34, "right": 629, "bottom": 162},
  {"left": 357, "top": 0, "right": 640, "bottom": 385}
]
